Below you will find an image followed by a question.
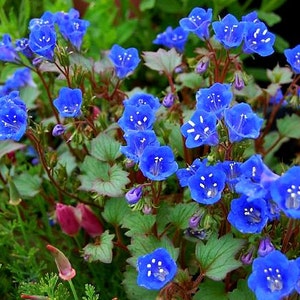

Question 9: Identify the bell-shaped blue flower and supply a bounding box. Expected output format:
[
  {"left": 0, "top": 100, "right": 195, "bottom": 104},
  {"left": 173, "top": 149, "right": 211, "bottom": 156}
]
[
  {"left": 227, "top": 195, "right": 269, "bottom": 234},
  {"left": 0, "top": 34, "right": 19, "bottom": 62},
  {"left": 224, "top": 102, "right": 263, "bottom": 143},
  {"left": 284, "top": 45, "right": 300, "bottom": 74},
  {"left": 108, "top": 44, "right": 140, "bottom": 79},
  {"left": 53, "top": 87, "right": 83, "bottom": 118},
  {"left": 188, "top": 163, "right": 226, "bottom": 205},
  {"left": 153, "top": 26, "right": 189, "bottom": 53},
  {"left": 137, "top": 248, "right": 177, "bottom": 290},
  {"left": 248, "top": 250, "right": 299, "bottom": 300},
  {"left": 212, "top": 14, "right": 245, "bottom": 49},
  {"left": 120, "top": 130, "right": 160, "bottom": 163},
  {"left": 181, "top": 109, "right": 219, "bottom": 148},
  {"left": 0, "top": 92, "right": 27, "bottom": 141},
  {"left": 4, "top": 68, "right": 35, "bottom": 94},
  {"left": 270, "top": 166, "right": 300, "bottom": 219},
  {"left": 196, "top": 83, "right": 233, "bottom": 118},
  {"left": 28, "top": 25, "right": 57, "bottom": 61},
  {"left": 15, "top": 38, "right": 34, "bottom": 59},
  {"left": 176, "top": 158, "right": 203, "bottom": 187},
  {"left": 243, "top": 21, "right": 275, "bottom": 57},
  {"left": 118, "top": 104, "right": 156, "bottom": 132},
  {"left": 123, "top": 92, "right": 161, "bottom": 111},
  {"left": 218, "top": 160, "right": 242, "bottom": 191},
  {"left": 29, "top": 11, "right": 56, "bottom": 30},
  {"left": 179, "top": 7, "right": 212, "bottom": 40},
  {"left": 139, "top": 145, "right": 178, "bottom": 181}
]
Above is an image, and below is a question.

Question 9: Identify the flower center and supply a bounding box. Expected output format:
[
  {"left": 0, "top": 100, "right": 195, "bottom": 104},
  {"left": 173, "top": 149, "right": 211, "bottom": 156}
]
[
  {"left": 147, "top": 259, "right": 169, "bottom": 282},
  {"left": 285, "top": 185, "right": 300, "bottom": 209},
  {"left": 264, "top": 267, "right": 283, "bottom": 292},
  {"left": 243, "top": 206, "right": 261, "bottom": 223},
  {"left": 151, "top": 156, "right": 163, "bottom": 176},
  {"left": 199, "top": 173, "right": 218, "bottom": 198}
]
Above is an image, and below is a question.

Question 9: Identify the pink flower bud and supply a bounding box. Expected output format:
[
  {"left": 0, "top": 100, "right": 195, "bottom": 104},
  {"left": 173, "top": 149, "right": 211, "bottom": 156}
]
[
  {"left": 76, "top": 203, "right": 103, "bottom": 238},
  {"left": 46, "top": 244, "right": 76, "bottom": 281},
  {"left": 21, "top": 295, "right": 49, "bottom": 299},
  {"left": 55, "top": 203, "right": 81, "bottom": 236}
]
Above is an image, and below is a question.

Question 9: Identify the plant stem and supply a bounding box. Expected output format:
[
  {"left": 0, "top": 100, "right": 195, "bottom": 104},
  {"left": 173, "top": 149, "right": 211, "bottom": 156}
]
[
  {"left": 15, "top": 205, "right": 30, "bottom": 249},
  {"left": 68, "top": 279, "right": 79, "bottom": 300}
]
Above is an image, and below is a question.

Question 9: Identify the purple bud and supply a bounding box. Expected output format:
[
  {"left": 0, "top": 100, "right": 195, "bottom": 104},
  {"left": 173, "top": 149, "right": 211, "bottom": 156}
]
[
  {"left": 125, "top": 186, "right": 143, "bottom": 205},
  {"left": 162, "top": 93, "right": 175, "bottom": 108},
  {"left": 258, "top": 237, "right": 275, "bottom": 257},
  {"left": 32, "top": 57, "right": 43, "bottom": 67},
  {"left": 241, "top": 247, "right": 254, "bottom": 265},
  {"left": 195, "top": 57, "right": 209, "bottom": 74},
  {"left": 234, "top": 72, "right": 245, "bottom": 91},
  {"left": 125, "top": 158, "right": 135, "bottom": 169},
  {"left": 142, "top": 204, "right": 152, "bottom": 214},
  {"left": 189, "top": 215, "right": 201, "bottom": 228},
  {"left": 52, "top": 124, "right": 66, "bottom": 136},
  {"left": 174, "top": 66, "right": 183, "bottom": 73}
]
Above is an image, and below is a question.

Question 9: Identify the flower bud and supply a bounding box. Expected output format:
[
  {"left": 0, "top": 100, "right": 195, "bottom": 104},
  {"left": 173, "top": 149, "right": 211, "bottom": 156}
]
[
  {"left": 258, "top": 237, "right": 275, "bottom": 257},
  {"left": 195, "top": 57, "right": 209, "bottom": 74},
  {"left": 162, "top": 93, "right": 175, "bottom": 108},
  {"left": 21, "top": 294, "right": 49, "bottom": 299},
  {"left": 189, "top": 214, "right": 201, "bottom": 228},
  {"left": 52, "top": 124, "right": 65, "bottom": 137},
  {"left": 142, "top": 204, "right": 152, "bottom": 215},
  {"left": 76, "top": 203, "right": 103, "bottom": 238},
  {"left": 46, "top": 244, "right": 76, "bottom": 281},
  {"left": 55, "top": 203, "right": 81, "bottom": 236},
  {"left": 233, "top": 72, "right": 245, "bottom": 91},
  {"left": 125, "top": 186, "right": 143, "bottom": 205},
  {"left": 241, "top": 247, "right": 254, "bottom": 265}
]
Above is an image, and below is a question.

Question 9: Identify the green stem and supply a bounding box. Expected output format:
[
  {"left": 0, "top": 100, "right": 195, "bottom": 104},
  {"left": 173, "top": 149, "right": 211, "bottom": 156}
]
[
  {"left": 15, "top": 205, "right": 30, "bottom": 249},
  {"left": 68, "top": 279, "right": 79, "bottom": 300}
]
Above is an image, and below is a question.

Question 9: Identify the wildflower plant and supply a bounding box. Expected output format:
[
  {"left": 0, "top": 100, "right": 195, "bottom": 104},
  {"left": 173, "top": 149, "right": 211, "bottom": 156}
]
[{"left": 1, "top": 2, "right": 300, "bottom": 300}]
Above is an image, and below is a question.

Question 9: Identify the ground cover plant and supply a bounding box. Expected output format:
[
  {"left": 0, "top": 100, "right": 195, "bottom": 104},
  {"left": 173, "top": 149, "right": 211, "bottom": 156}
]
[{"left": 1, "top": 0, "right": 300, "bottom": 299}]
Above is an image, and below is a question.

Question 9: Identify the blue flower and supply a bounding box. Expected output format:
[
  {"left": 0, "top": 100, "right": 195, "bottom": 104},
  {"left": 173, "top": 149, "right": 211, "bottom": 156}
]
[
  {"left": 137, "top": 248, "right": 177, "bottom": 290},
  {"left": 120, "top": 130, "right": 160, "bottom": 163},
  {"left": 53, "top": 87, "right": 83, "bottom": 118},
  {"left": 179, "top": 7, "right": 212, "bottom": 40},
  {"left": 28, "top": 25, "right": 57, "bottom": 61},
  {"left": 108, "top": 44, "right": 140, "bottom": 79},
  {"left": 295, "top": 257, "right": 300, "bottom": 294},
  {"left": 0, "top": 92, "right": 27, "bottom": 141},
  {"left": 125, "top": 186, "right": 143, "bottom": 205},
  {"left": 118, "top": 104, "right": 156, "bottom": 132},
  {"left": 270, "top": 166, "right": 300, "bottom": 219},
  {"left": 234, "top": 154, "right": 279, "bottom": 201},
  {"left": 0, "top": 34, "right": 19, "bottom": 62},
  {"left": 212, "top": 14, "right": 245, "bottom": 49},
  {"left": 181, "top": 109, "right": 219, "bottom": 148},
  {"left": 176, "top": 158, "right": 203, "bottom": 187},
  {"left": 139, "top": 145, "right": 178, "bottom": 181},
  {"left": 269, "top": 88, "right": 287, "bottom": 106},
  {"left": 123, "top": 92, "right": 161, "bottom": 111},
  {"left": 242, "top": 21, "right": 275, "bottom": 57},
  {"left": 188, "top": 163, "right": 226, "bottom": 204},
  {"left": 224, "top": 102, "right": 263, "bottom": 143},
  {"left": 153, "top": 26, "right": 189, "bottom": 52},
  {"left": 241, "top": 11, "right": 260, "bottom": 23},
  {"left": 227, "top": 195, "right": 269, "bottom": 234},
  {"left": 4, "top": 68, "right": 34, "bottom": 94},
  {"left": 218, "top": 160, "right": 242, "bottom": 191},
  {"left": 196, "top": 83, "right": 233, "bottom": 118},
  {"left": 284, "top": 45, "right": 300, "bottom": 74},
  {"left": 15, "top": 38, "right": 34, "bottom": 59},
  {"left": 248, "top": 250, "right": 298, "bottom": 300},
  {"left": 29, "top": 11, "right": 56, "bottom": 30},
  {"left": 55, "top": 9, "right": 90, "bottom": 50}
]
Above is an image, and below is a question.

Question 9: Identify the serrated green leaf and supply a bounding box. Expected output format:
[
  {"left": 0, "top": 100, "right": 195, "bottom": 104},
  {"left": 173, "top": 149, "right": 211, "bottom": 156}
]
[
  {"left": 90, "top": 133, "right": 122, "bottom": 162},
  {"left": 123, "top": 266, "right": 158, "bottom": 300},
  {"left": 79, "top": 156, "right": 130, "bottom": 197},
  {"left": 0, "top": 140, "right": 26, "bottom": 159},
  {"left": 193, "top": 279, "right": 227, "bottom": 300},
  {"left": 195, "top": 233, "right": 245, "bottom": 281},
  {"left": 142, "top": 48, "right": 182, "bottom": 74},
  {"left": 140, "top": 0, "right": 156, "bottom": 11},
  {"left": 277, "top": 114, "right": 300, "bottom": 139},
  {"left": 83, "top": 230, "right": 115, "bottom": 263},
  {"left": 122, "top": 212, "right": 156, "bottom": 237},
  {"left": 169, "top": 202, "right": 199, "bottom": 230},
  {"left": 102, "top": 197, "right": 131, "bottom": 225},
  {"left": 14, "top": 173, "right": 42, "bottom": 198},
  {"left": 228, "top": 279, "right": 256, "bottom": 300}
]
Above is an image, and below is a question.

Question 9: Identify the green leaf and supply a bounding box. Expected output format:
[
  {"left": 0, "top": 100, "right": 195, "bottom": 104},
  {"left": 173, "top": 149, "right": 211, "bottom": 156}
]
[
  {"left": 229, "top": 279, "right": 256, "bottom": 300},
  {"left": 0, "top": 140, "right": 26, "bottom": 159},
  {"left": 102, "top": 197, "right": 131, "bottom": 225},
  {"left": 277, "top": 114, "right": 300, "bottom": 139},
  {"left": 140, "top": 0, "right": 156, "bottom": 12},
  {"left": 266, "top": 65, "right": 293, "bottom": 84},
  {"left": 122, "top": 211, "right": 156, "bottom": 237},
  {"left": 90, "top": 133, "right": 122, "bottom": 162},
  {"left": 169, "top": 202, "right": 199, "bottom": 230},
  {"left": 193, "top": 279, "right": 228, "bottom": 300},
  {"left": 82, "top": 230, "right": 115, "bottom": 263},
  {"left": 79, "top": 156, "right": 130, "bottom": 197},
  {"left": 195, "top": 233, "right": 245, "bottom": 281},
  {"left": 142, "top": 48, "right": 182, "bottom": 75},
  {"left": 14, "top": 173, "right": 42, "bottom": 198}
]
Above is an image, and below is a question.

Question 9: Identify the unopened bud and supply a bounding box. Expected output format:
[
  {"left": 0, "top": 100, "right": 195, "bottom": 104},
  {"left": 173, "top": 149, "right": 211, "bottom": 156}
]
[
  {"left": 258, "top": 237, "right": 275, "bottom": 257},
  {"left": 162, "top": 93, "right": 175, "bottom": 108},
  {"left": 21, "top": 294, "right": 49, "bottom": 299},
  {"left": 241, "top": 247, "right": 254, "bottom": 265},
  {"left": 195, "top": 57, "right": 209, "bottom": 74},
  {"left": 125, "top": 186, "right": 143, "bottom": 205},
  {"left": 233, "top": 72, "right": 245, "bottom": 91},
  {"left": 189, "top": 215, "right": 201, "bottom": 228},
  {"left": 52, "top": 124, "right": 66, "bottom": 137}
]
